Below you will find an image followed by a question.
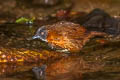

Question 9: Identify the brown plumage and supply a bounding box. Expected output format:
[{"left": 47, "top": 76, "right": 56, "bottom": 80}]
[{"left": 33, "top": 21, "right": 106, "bottom": 52}]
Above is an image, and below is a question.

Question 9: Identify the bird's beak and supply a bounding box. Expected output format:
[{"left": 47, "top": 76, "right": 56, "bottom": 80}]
[
  {"left": 32, "top": 35, "right": 48, "bottom": 42},
  {"left": 26, "top": 35, "right": 39, "bottom": 41},
  {"left": 26, "top": 35, "right": 40, "bottom": 41},
  {"left": 32, "top": 35, "right": 40, "bottom": 39}
]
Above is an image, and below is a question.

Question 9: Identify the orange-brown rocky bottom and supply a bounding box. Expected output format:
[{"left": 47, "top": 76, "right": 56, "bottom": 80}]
[
  {"left": 45, "top": 56, "right": 103, "bottom": 80},
  {"left": 0, "top": 47, "right": 63, "bottom": 63}
]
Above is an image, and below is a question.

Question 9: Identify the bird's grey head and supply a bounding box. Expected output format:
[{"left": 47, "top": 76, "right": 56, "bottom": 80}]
[{"left": 32, "top": 26, "right": 48, "bottom": 42}]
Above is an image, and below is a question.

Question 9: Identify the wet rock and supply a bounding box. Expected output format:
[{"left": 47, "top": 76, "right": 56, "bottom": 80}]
[{"left": 82, "top": 8, "right": 120, "bottom": 36}]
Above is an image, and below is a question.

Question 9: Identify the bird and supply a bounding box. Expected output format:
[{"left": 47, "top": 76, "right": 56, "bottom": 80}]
[{"left": 32, "top": 21, "right": 106, "bottom": 52}]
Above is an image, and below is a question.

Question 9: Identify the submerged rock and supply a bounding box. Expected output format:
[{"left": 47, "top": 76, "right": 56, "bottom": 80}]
[{"left": 32, "top": 65, "right": 47, "bottom": 80}]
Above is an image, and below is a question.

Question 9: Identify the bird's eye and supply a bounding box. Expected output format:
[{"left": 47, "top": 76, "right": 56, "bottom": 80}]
[
  {"left": 41, "top": 32, "right": 45, "bottom": 35},
  {"left": 55, "top": 38, "right": 60, "bottom": 40}
]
